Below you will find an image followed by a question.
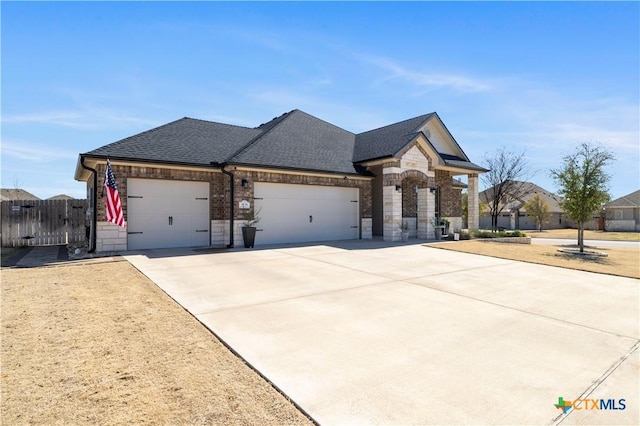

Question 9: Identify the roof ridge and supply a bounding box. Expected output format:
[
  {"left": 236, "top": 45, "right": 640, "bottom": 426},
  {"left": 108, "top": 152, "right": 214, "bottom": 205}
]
[
  {"left": 186, "top": 116, "right": 256, "bottom": 130},
  {"left": 292, "top": 109, "right": 355, "bottom": 135},
  {"left": 226, "top": 110, "right": 295, "bottom": 162},
  {"left": 356, "top": 112, "right": 435, "bottom": 135}
]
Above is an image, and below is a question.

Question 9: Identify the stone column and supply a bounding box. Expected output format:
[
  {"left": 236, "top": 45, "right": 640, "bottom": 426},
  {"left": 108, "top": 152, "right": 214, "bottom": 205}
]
[
  {"left": 383, "top": 185, "right": 402, "bottom": 241},
  {"left": 468, "top": 173, "right": 479, "bottom": 231},
  {"left": 416, "top": 187, "right": 432, "bottom": 239}
]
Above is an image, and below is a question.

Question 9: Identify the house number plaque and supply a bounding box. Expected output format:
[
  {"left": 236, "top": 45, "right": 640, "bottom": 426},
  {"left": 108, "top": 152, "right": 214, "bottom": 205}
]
[{"left": 239, "top": 199, "right": 250, "bottom": 209}]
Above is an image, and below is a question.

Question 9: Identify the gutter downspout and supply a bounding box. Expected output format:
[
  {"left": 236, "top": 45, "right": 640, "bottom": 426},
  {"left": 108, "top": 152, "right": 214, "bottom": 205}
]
[
  {"left": 220, "top": 164, "right": 235, "bottom": 248},
  {"left": 80, "top": 156, "right": 97, "bottom": 253}
]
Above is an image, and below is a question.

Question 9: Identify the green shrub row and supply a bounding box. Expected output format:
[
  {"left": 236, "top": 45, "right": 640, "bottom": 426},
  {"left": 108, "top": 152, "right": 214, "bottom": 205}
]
[{"left": 471, "top": 230, "right": 527, "bottom": 239}]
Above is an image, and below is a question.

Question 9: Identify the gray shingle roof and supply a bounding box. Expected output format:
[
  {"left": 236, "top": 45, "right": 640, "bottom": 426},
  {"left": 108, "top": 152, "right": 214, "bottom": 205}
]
[
  {"left": 230, "top": 110, "right": 360, "bottom": 174},
  {"left": 0, "top": 188, "right": 40, "bottom": 201},
  {"left": 605, "top": 190, "right": 640, "bottom": 208},
  {"left": 353, "top": 113, "right": 434, "bottom": 162},
  {"left": 439, "top": 154, "right": 487, "bottom": 172},
  {"left": 80, "top": 109, "right": 484, "bottom": 176},
  {"left": 84, "top": 118, "right": 262, "bottom": 166}
]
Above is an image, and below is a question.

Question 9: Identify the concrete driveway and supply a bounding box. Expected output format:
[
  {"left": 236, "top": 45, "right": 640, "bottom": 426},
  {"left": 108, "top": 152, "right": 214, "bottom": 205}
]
[{"left": 125, "top": 240, "right": 639, "bottom": 425}]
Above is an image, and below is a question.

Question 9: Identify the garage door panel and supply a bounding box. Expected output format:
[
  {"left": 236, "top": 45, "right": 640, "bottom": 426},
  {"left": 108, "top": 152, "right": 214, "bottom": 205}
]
[
  {"left": 127, "top": 179, "right": 209, "bottom": 250},
  {"left": 254, "top": 182, "right": 358, "bottom": 245}
]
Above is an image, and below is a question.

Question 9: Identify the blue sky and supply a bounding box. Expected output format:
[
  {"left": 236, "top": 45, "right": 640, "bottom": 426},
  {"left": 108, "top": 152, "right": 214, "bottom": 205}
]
[{"left": 2, "top": 1, "right": 638, "bottom": 200}]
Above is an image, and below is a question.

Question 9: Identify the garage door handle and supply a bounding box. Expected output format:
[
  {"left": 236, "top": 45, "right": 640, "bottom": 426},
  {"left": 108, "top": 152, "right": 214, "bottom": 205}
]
[
  {"left": 169, "top": 216, "right": 173, "bottom": 226},
  {"left": 309, "top": 215, "right": 313, "bottom": 223}
]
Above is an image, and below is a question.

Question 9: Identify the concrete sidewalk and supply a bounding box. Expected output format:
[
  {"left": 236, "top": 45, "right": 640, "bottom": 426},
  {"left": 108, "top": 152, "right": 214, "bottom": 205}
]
[{"left": 125, "top": 241, "right": 639, "bottom": 425}]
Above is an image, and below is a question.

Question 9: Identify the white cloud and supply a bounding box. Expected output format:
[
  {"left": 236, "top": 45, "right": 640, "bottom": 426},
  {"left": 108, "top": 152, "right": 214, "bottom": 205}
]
[
  {"left": 2, "top": 108, "right": 159, "bottom": 130},
  {"left": 2, "top": 112, "right": 90, "bottom": 128},
  {"left": 1, "top": 139, "right": 77, "bottom": 162},
  {"left": 361, "top": 55, "right": 494, "bottom": 93}
]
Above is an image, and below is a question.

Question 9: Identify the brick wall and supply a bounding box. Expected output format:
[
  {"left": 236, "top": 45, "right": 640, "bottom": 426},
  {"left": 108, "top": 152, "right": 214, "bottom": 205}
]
[
  {"left": 435, "top": 170, "right": 462, "bottom": 217},
  {"left": 94, "top": 163, "right": 224, "bottom": 221},
  {"left": 90, "top": 163, "right": 373, "bottom": 249},
  {"left": 233, "top": 170, "right": 372, "bottom": 219}
]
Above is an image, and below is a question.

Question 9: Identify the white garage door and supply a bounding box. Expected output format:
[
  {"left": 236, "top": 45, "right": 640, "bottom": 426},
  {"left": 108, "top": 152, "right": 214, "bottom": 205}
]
[
  {"left": 127, "top": 179, "right": 210, "bottom": 250},
  {"left": 253, "top": 182, "right": 359, "bottom": 245}
]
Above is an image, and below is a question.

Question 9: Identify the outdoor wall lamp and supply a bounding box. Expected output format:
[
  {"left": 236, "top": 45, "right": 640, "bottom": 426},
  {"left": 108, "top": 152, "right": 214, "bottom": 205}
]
[
  {"left": 429, "top": 186, "right": 438, "bottom": 193},
  {"left": 395, "top": 184, "right": 402, "bottom": 192},
  {"left": 241, "top": 178, "right": 249, "bottom": 188}
]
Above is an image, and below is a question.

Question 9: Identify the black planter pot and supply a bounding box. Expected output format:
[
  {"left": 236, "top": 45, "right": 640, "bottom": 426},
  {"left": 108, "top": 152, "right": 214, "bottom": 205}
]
[{"left": 242, "top": 226, "right": 257, "bottom": 248}]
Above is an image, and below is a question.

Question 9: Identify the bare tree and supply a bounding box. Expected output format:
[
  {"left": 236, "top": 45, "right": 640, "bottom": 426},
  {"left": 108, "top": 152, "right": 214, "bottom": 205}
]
[{"left": 481, "top": 148, "right": 533, "bottom": 231}]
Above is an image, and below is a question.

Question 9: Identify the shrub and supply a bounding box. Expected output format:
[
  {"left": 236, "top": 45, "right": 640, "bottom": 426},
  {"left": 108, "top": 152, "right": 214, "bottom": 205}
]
[{"left": 472, "top": 230, "right": 527, "bottom": 239}]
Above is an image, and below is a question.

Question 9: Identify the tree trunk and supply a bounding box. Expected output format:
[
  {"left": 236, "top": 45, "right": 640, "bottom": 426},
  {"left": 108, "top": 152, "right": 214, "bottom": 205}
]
[{"left": 578, "top": 224, "right": 584, "bottom": 253}]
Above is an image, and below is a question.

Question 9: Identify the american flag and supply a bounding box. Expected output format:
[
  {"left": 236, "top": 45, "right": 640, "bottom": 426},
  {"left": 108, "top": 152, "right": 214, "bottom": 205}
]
[{"left": 104, "top": 159, "right": 126, "bottom": 227}]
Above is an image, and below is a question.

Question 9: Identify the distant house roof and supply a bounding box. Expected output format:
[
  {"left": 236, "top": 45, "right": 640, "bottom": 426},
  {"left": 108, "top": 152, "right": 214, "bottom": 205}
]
[
  {"left": 479, "top": 181, "right": 564, "bottom": 213},
  {"left": 79, "top": 109, "right": 484, "bottom": 177},
  {"left": 0, "top": 188, "right": 40, "bottom": 201},
  {"left": 452, "top": 178, "right": 467, "bottom": 189},
  {"left": 605, "top": 190, "right": 640, "bottom": 208},
  {"left": 47, "top": 194, "right": 74, "bottom": 200}
]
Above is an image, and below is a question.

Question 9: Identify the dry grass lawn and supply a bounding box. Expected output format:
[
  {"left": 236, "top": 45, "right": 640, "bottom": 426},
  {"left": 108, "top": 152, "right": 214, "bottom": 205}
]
[
  {"left": 527, "top": 228, "right": 640, "bottom": 241},
  {"left": 1, "top": 259, "right": 312, "bottom": 425},
  {"left": 427, "top": 240, "right": 639, "bottom": 279}
]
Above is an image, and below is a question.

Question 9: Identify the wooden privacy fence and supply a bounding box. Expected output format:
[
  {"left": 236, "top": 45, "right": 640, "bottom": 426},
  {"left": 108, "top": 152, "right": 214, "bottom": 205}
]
[{"left": 1, "top": 199, "right": 87, "bottom": 247}]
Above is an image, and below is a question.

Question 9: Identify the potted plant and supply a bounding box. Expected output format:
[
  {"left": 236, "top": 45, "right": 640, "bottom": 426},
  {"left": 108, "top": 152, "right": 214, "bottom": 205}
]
[
  {"left": 441, "top": 218, "right": 450, "bottom": 236},
  {"left": 242, "top": 208, "right": 261, "bottom": 248},
  {"left": 431, "top": 217, "right": 442, "bottom": 240},
  {"left": 401, "top": 220, "right": 409, "bottom": 242}
]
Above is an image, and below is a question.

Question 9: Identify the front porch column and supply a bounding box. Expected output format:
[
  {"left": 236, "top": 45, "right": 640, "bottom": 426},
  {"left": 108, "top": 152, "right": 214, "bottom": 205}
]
[
  {"left": 383, "top": 185, "right": 402, "bottom": 241},
  {"left": 468, "top": 173, "right": 479, "bottom": 230},
  {"left": 416, "top": 187, "right": 434, "bottom": 239}
]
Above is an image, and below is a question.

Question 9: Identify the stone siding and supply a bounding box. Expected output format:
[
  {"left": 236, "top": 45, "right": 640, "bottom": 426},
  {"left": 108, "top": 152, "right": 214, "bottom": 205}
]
[
  {"left": 95, "top": 221, "right": 127, "bottom": 252},
  {"left": 361, "top": 218, "right": 372, "bottom": 239}
]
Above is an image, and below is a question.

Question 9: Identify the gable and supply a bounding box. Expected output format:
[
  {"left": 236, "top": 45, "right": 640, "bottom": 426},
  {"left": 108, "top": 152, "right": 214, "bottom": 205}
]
[
  {"left": 417, "top": 115, "right": 467, "bottom": 159},
  {"left": 605, "top": 190, "right": 640, "bottom": 208}
]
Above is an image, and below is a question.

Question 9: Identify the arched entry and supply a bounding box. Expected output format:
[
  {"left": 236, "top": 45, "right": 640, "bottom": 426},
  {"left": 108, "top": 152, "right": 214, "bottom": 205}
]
[{"left": 382, "top": 169, "right": 435, "bottom": 241}]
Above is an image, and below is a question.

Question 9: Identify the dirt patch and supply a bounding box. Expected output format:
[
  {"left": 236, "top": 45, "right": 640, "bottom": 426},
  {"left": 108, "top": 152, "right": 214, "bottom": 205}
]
[
  {"left": 426, "top": 240, "right": 639, "bottom": 279},
  {"left": 1, "top": 260, "right": 312, "bottom": 425}
]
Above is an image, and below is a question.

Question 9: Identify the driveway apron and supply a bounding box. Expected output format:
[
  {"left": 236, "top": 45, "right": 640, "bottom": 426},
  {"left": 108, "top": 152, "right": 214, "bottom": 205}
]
[{"left": 125, "top": 242, "right": 639, "bottom": 425}]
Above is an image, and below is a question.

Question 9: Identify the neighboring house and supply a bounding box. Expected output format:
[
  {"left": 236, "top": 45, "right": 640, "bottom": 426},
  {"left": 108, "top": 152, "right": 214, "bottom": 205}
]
[
  {"left": 604, "top": 190, "right": 640, "bottom": 232},
  {"left": 47, "top": 194, "right": 74, "bottom": 200},
  {"left": 0, "top": 188, "right": 40, "bottom": 201},
  {"left": 75, "top": 109, "right": 486, "bottom": 251},
  {"left": 479, "top": 181, "right": 566, "bottom": 230}
]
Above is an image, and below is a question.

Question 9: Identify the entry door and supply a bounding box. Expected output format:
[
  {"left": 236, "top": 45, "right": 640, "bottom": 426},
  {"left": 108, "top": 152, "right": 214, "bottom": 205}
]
[
  {"left": 127, "top": 179, "right": 209, "bottom": 250},
  {"left": 254, "top": 182, "right": 359, "bottom": 245}
]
